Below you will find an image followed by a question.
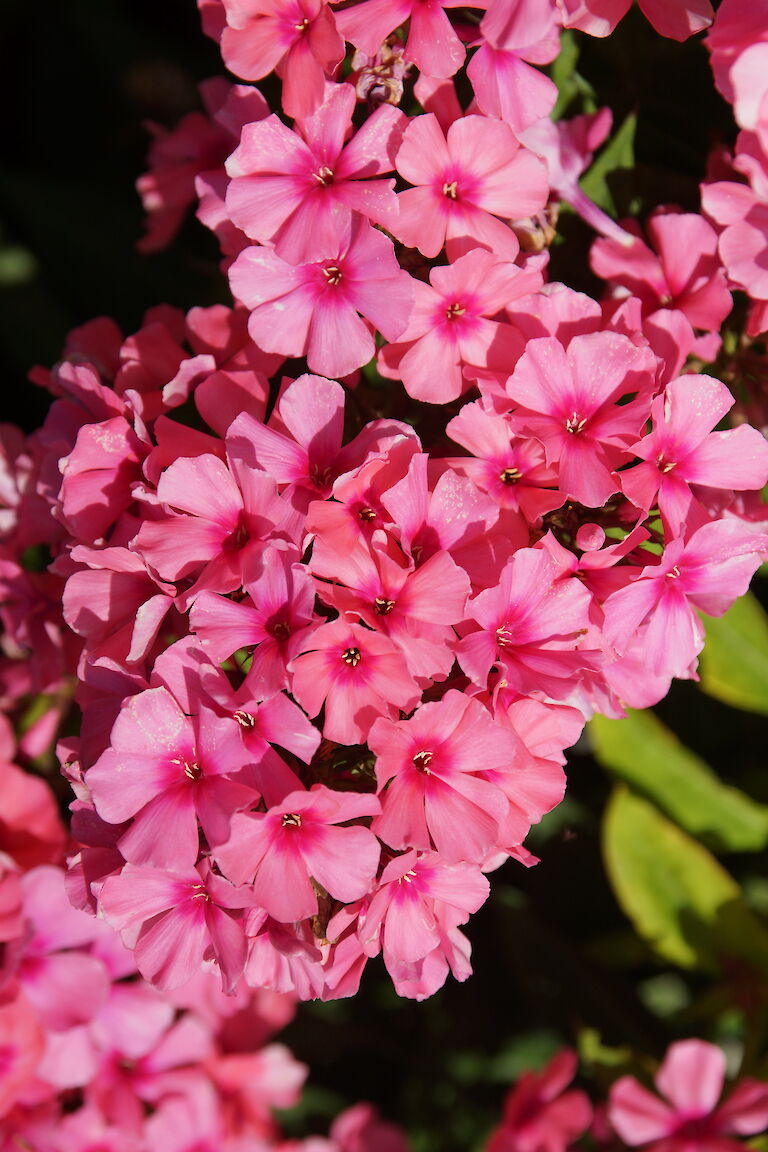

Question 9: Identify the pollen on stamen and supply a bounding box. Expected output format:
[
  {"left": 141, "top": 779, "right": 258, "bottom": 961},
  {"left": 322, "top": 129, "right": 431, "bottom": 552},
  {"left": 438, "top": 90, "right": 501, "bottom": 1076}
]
[
  {"left": 374, "top": 597, "right": 395, "bottom": 615},
  {"left": 499, "top": 466, "right": 522, "bottom": 485},
  {"left": 442, "top": 180, "right": 458, "bottom": 200},
  {"left": 312, "top": 166, "right": 334, "bottom": 187},
  {"left": 565, "top": 412, "right": 587, "bottom": 435},
  {"left": 657, "top": 455, "right": 677, "bottom": 473},
  {"left": 294, "top": 16, "right": 309, "bottom": 31},
  {"left": 358, "top": 506, "right": 376, "bottom": 522},
  {"left": 412, "top": 750, "right": 433, "bottom": 773},
  {"left": 496, "top": 625, "right": 514, "bottom": 648},
  {"left": 191, "top": 883, "right": 210, "bottom": 901},
  {"left": 234, "top": 710, "right": 256, "bottom": 730},
  {"left": 399, "top": 869, "right": 417, "bottom": 884},
  {"left": 281, "top": 812, "right": 302, "bottom": 828},
  {"left": 322, "top": 264, "right": 343, "bottom": 286},
  {"left": 342, "top": 646, "right": 361, "bottom": 667},
  {"left": 445, "top": 301, "right": 465, "bottom": 320},
  {"left": 183, "top": 760, "right": 202, "bottom": 780},
  {"left": 665, "top": 564, "right": 682, "bottom": 579}
]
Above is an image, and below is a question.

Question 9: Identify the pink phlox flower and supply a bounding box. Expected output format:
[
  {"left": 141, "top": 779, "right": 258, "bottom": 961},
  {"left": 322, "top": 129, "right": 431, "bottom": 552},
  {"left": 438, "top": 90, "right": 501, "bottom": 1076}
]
[
  {"left": 557, "top": 0, "right": 713, "bottom": 41},
  {"left": 486, "top": 1048, "right": 593, "bottom": 1152},
  {"left": 243, "top": 909, "right": 326, "bottom": 998},
  {"left": 289, "top": 619, "right": 421, "bottom": 745},
  {"left": 216, "top": 786, "right": 381, "bottom": 922},
  {"left": 0, "top": 731, "right": 65, "bottom": 870},
  {"left": 63, "top": 544, "right": 176, "bottom": 668},
  {"left": 304, "top": 435, "right": 420, "bottom": 556},
  {"left": 228, "top": 372, "right": 416, "bottom": 510},
  {"left": 136, "top": 77, "right": 268, "bottom": 253},
  {"left": 602, "top": 519, "right": 768, "bottom": 680},
  {"left": 0, "top": 995, "right": 45, "bottom": 1120},
  {"left": 13, "top": 867, "right": 110, "bottom": 1033},
  {"left": 220, "top": 0, "right": 345, "bottom": 119},
  {"left": 58, "top": 415, "right": 145, "bottom": 544},
  {"left": 359, "top": 848, "right": 488, "bottom": 963},
  {"left": 504, "top": 332, "right": 656, "bottom": 507},
  {"left": 206, "top": 1042, "right": 307, "bottom": 1135},
  {"left": 457, "top": 546, "right": 596, "bottom": 700},
  {"left": 467, "top": 0, "right": 560, "bottom": 135},
  {"left": 135, "top": 444, "right": 303, "bottom": 610},
  {"left": 378, "top": 249, "right": 539, "bottom": 403},
  {"left": 393, "top": 112, "right": 548, "bottom": 259},
  {"left": 369, "top": 692, "right": 512, "bottom": 862},
  {"left": 309, "top": 526, "right": 470, "bottom": 680},
  {"left": 190, "top": 544, "right": 319, "bottom": 697},
  {"left": 228, "top": 219, "right": 414, "bottom": 378},
  {"left": 329, "top": 1102, "right": 410, "bottom": 1152},
  {"left": 608, "top": 1038, "right": 768, "bottom": 1151},
  {"left": 335, "top": 0, "right": 475, "bottom": 80},
  {"left": 86, "top": 686, "right": 256, "bottom": 870},
  {"left": 702, "top": 133, "right": 768, "bottom": 334},
  {"left": 591, "top": 210, "right": 733, "bottom": 359},
  {"left": 375, "top": 451, "right": 502, "bottom": 591},
  {"left": 520, "top": 109, "right": 637, "bottom": 246},
  {"left": 99, "top": 860, "right": 256, "bottom": 993},
  {"left": 225, "top": 81, "right": 405, "bottom": 264},
  {"left": 620, "top": 373, "right": 768, "bottom": 532},
  {"left": 446, "top": 400, "right": 564, "bottom": 520},
  {"left": 143, "top": 1085, "right": 225, "bottom": 1152},
  {"left": 707, "top": 0, "right": 768, "bottom": 131},
  {"left": 503, "top": 282, "right": 604, "bottom": 349}
]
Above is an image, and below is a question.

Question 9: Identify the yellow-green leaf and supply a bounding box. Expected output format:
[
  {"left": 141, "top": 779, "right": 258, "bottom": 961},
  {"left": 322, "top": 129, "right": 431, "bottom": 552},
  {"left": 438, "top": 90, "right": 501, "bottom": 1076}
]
[
  {"left": 603, "top": 788, "right": 768, "bottom": 974},
  {"left": 699, "top": 592, "right": 768, "bottom": 716},
  {"left": 590, "top": 709, "right": 768, "bottom": 853}
]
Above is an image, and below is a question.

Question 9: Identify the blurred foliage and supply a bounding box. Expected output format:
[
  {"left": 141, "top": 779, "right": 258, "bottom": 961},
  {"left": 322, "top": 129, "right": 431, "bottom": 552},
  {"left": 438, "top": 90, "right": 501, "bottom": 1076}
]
[{"left": 700, "top": 592, "right": 768, "bottom": 715}]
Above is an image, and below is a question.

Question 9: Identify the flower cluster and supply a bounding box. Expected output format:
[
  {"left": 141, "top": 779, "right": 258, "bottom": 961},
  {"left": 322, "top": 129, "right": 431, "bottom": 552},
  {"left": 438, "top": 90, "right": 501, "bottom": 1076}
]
[
  {"left": 1, "top": 0, "right": 767, "bottom": 1013},
  {"left": 0, "top": 733, "right": 408, "bottom": 1150}
]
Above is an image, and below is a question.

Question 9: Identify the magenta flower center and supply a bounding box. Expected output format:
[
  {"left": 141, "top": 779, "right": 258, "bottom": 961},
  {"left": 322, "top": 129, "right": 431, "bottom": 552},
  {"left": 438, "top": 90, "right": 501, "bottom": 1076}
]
[
  {"left": 234, "top": 710, "right": 256, "bottom": 729},
  {"left": 281, "top": 812, "right": 302, "bottom": 828},
  {"left": 183, "top": 760, "right": 202, "bottom": 780},
  {"left": 496, "top": 624, "right": 514, "bottom": 649},
  {"left": 294, "top": 16, "right": 309, "bottom": 33},
  {"left": 312, "top": 166, "right": 334, "bottom": 187},
  {"left": 357, "top": 505, "right": 376, "bottom": 522},
  {"left": 442, "top": 180, "right": 459, "bottom": 200},
  {"left": 224, "top": 513, "right": 250, "bottom": 552},
  {"left": 666, "top": 564, "right": 682, "bottom": 580},
  {"left": 499, "top": 467, "right": 522, "bottom": 485},
  {"left": 342, "top": 646, "right": 361, "bottom": 666},
  {"left": 656, "top": 453, "right": 677, "bottom": 473},
  {"left": 374, "top": 597, "right": 395, "bottom": 615}
]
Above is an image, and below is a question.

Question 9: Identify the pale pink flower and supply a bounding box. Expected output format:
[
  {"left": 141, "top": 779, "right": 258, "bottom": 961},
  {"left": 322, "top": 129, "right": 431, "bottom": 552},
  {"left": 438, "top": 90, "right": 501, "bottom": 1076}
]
[
  {"left": 558, "top": 0, "right": 713, "bottom": 41},
  {"left": 393, "top": 113, "right": 548, "bottom": 259},
  {"left": 608, "top": 1039, "right": 768, "bottom": 1151},
  {"left": 220, "top": 0, "right": 345, "bottom": 119},
  {"left": 225, "top": 81, "right": 405, "bottom": 263},
  {"left": 228, "top": 220, "right": 414, "bottom": 378}
]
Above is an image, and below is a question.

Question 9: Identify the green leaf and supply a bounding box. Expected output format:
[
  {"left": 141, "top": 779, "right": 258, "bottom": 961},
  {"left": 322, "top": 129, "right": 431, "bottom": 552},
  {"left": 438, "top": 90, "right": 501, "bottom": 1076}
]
[
  {"left": 550, "top": 30, "right": 597, "bottom": 120},
  {"left": 580, "top": 112, "right": 637, "bottom": 214},
  {"left": 699, "top": 592, "right": 768, "bottom": 715},
  {"left": 603, "top": 788, "right": 768, "bottom": 974},
  {"left": 590, "top": 709, "right": 768, "bottom": 853}
]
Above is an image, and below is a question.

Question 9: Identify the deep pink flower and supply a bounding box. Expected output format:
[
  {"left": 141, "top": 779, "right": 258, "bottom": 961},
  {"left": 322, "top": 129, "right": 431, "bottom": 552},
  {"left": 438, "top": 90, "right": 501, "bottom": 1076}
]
[
  {"left": 620, "top": 373, "right": 768, "bottom": 531},
  {"left": 86, "top": 686, "right": 255, "bottom": 869},
  {"left": 504, "top": 332, "right": 655, "bottom": 507},
  {"left": 228, "top": 219, "right": 414, "bottom": 378},
  {"left": 290, "top": 619, "right": 420, "bottom": 745},
  {"left": 608, "top": 1039, "right": 768, "bottom": 1151},
  {"left": 369, "top": 692, "right": 513, "bottom": 863},
  {"left": 486, "top": 1048, "right": 593, "bottom": 1152},
  {"left": 225, "top": 81, "right": 405, "bottom": 264},
  {"left": 393, "top": 112, "right": 548, "bottom": 259}
]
